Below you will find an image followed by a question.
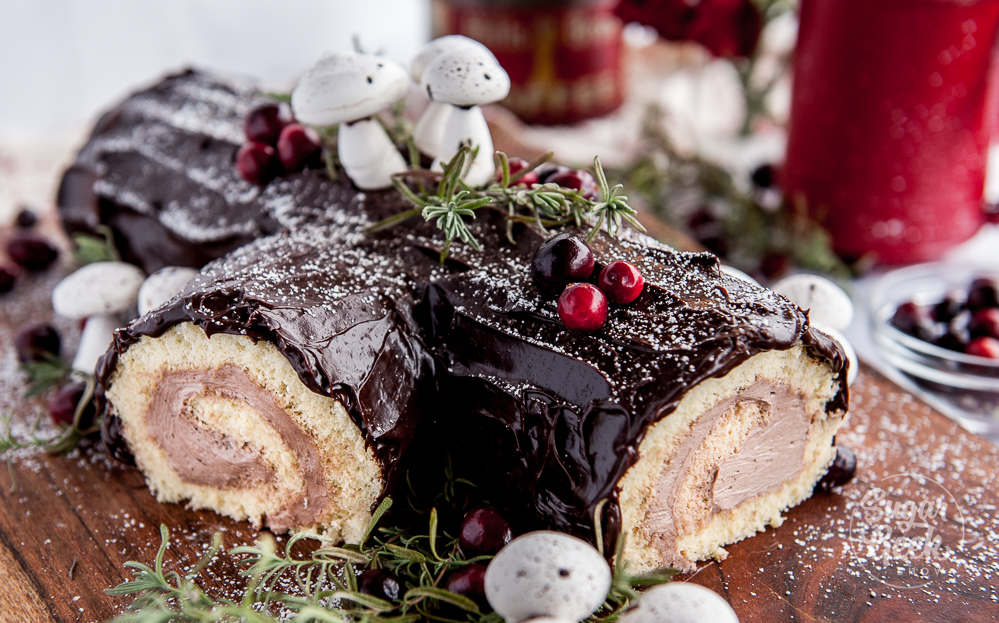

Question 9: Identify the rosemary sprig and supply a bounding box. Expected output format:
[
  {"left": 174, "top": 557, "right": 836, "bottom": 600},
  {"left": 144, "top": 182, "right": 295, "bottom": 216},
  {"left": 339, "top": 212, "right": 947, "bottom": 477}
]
[
  {"left": 1, "top": 375, "right": 100, "bottom": 457},
  {"left": 109, "top": 497, "right": 676, "bottom": 622},
  {"left": 21, "top": 353, "right": 71, "bottom": 398},
  {"left": 369, "top": 148, "right": 645, "bottom": 261},
  {"left": 73, "top": 226, "right": 120, "bottom": 265}
]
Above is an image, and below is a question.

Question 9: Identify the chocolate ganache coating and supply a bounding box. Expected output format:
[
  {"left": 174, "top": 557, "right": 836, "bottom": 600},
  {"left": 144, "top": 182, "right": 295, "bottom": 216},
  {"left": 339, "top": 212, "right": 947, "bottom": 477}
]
[{"left": 75, "top": 71, "right": 847, "bottom": 553}]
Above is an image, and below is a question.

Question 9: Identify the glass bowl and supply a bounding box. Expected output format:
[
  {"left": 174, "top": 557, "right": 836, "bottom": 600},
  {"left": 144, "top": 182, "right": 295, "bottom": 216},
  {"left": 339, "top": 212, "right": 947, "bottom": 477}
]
[{"left": 869, "top": 262, "right": 999, "bottom": 440}]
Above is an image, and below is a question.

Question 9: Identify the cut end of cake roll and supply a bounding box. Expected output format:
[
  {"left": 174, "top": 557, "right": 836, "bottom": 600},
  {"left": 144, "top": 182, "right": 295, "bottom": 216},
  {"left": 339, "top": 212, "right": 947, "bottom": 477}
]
[
  {"left": 104, "top": 322, "right": 384, "bottom": 543},
  {"left": 617, "top": 344, "right": 845, "bottom": 573}
]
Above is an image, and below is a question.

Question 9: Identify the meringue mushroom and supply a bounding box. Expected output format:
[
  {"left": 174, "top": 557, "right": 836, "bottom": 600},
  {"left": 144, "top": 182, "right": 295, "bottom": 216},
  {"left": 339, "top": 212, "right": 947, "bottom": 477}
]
[
  {"left": 137, "top": 266, "right": 199, "bottom": 315},
  {"left": 291, "top": 52, "right": 409, "bottom": 190},
  {"left": 484, "top": 531, "right": 611, "bottom": 623},
  {"left": 772, "top": 273, "right": 854, "bottom": 331},
  {"left": 618, "top": 583, "right": 739, "bottom": 623},
  {"left": 410, "top": 35, "right": 497, "bottom": 158},
  {"left": 52, "top": 261, "right": 144, "bottom": 374},
  {"left": 422, "top": 48, "right": 510, "bottom": 186}
]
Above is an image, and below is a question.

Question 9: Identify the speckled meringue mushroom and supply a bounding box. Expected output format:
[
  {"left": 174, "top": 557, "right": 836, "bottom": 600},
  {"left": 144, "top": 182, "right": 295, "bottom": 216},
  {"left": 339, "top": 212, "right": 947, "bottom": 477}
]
[
  {"left": 291, "top": 52, "right": 409, "bottom": 190},
  {"left": 618, "top": 582, "right": 739, "bottom": 623},
  {"left": 421, "top": 47, "right": 510, "bottom": 186},
  {"left": 773, "top": 273, "right": 854, "bottom": 331},
  {"left": 137, "top": 266, "right": 199, "bottom": 315},
  {"left": 51, "top": 261, "right": 144, "bottom": 373},
  {"left": 410, "top": 35, "right": 497, "bottom": 158},
  {"left": 484, "top": 531, "right": 611, "bottom": 623}
]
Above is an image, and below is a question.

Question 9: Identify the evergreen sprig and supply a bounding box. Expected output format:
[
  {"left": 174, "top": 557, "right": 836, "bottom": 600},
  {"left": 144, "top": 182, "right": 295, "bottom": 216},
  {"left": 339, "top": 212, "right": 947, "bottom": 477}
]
[
  {"left": 72, "top": 226, "right": 120, "bottom": 265},
  {"left": 369, "top": 148, "right": 645, "bottom": 261},
  {"left": 108, "top": 497, "right": 675, "bottom": 622}
]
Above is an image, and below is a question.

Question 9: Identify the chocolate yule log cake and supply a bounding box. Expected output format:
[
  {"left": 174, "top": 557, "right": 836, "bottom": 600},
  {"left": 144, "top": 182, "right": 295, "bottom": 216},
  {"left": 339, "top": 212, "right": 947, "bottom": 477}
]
[{"left": 59, "top": 67, "right": 849, "bottom": 571}]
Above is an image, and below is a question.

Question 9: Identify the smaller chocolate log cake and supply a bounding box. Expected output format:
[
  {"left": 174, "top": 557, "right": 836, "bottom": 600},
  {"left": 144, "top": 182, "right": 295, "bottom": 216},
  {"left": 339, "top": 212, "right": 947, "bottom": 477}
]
[{"left": 67, "top": 71, "right": 848, "bottom": 571}]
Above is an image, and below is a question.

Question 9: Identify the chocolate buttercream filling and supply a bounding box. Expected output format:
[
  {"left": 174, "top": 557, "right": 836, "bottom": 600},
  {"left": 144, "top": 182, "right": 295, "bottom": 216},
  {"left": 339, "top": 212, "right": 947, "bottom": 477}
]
[
  {"left": 148, "top": 365, "right": 330, "bottom": 530},
  {"left": 644, "top": 381, "right": 811, "bottom": 567}
]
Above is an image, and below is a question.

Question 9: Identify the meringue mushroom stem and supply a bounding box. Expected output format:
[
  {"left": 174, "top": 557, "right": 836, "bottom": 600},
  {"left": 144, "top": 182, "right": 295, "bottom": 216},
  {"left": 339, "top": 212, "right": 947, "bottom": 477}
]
[
  {"left": 72, "top": 314, "right": 119, "bottom": 374},
  {"left": 337, "top": 118, "right": 408, "bottom": 190},
  {"left": 412, "top": 100, "right": 452, "bottom": 157},
  {"left": 435, "top": 105, "right": 495, "bottom": 186}
]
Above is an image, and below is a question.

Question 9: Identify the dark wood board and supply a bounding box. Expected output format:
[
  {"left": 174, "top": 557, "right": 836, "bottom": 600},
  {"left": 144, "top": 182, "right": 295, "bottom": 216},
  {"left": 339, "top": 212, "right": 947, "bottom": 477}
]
[{"left": 1, "top": 241, "right": 998, "bottom": 623}]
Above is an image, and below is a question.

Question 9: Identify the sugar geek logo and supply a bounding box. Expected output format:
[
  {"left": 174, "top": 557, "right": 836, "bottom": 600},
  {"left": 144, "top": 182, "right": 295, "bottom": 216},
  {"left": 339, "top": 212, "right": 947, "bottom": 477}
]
[{"left": 846, "top": 472, "right": 966, "bottom": 589}]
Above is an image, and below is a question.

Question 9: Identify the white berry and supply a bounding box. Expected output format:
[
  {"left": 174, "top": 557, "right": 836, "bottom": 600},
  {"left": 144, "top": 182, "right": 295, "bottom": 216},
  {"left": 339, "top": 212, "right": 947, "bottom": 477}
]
[
  {"left": 619, "top": 583, "right": 739, "bottom": 623},
  {"left": 485, "top": 531, "right": 611, "bottom": 623},
  {"left": 773, "top": 273, "right": 854, "bottom": 331}
]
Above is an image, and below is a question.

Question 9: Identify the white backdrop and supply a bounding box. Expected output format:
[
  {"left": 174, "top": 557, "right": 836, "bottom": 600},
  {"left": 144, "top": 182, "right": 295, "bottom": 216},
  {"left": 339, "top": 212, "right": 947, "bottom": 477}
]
[{"left": 0, "top": 0, "right": 430, "bottom": 138}]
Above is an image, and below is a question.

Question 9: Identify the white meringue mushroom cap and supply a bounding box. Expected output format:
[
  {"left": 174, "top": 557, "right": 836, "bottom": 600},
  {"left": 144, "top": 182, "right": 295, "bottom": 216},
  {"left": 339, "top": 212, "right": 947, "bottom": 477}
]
[
  {"left": 52, "top": 261, "right": 144, "bottom": 319},
  {"left": 813, "top": 325, "right": 858, "bottom": 386},
  {"left": 138, "top": 266, "right": 199, "bottom": 315},
  {"left": 520, "top": 618, "right": 575, "bottom": 623},
  {"left": 421, "top": 48, "right": 510, "bottom": 107},
  {"left": 292, "top": 52, "right": 409, "bottom": 126},
  {"left": 485, "top": 531, "right": 611, "bottom": 623},
  {"left": 411, "top": 35, "right": 495, "bottom": 83},
  {"left": 772, "top": 273, "right": 854, "bottom": 331},
  {"left": 619, "top": 583, "right": 739, "bottom": 623}
]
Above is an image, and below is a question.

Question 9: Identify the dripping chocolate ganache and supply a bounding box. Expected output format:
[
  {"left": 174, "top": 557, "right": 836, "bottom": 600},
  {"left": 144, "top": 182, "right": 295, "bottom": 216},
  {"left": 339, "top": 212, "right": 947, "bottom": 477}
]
[{"left": 60, "top": 70, "right": 848, "bottom": 570}]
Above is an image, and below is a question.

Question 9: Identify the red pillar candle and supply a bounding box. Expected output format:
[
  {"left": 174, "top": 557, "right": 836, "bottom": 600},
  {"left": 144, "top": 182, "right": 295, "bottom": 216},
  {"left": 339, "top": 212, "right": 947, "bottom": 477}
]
[{"left": 783, "top": 0, "right": 999, "bottom": 265}]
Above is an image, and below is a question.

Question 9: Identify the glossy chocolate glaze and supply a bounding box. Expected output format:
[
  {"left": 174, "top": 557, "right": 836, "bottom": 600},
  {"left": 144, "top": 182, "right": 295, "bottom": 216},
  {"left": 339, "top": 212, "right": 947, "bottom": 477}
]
[{"left": 69, "top": 71, "right": 847, "bottom": 554}]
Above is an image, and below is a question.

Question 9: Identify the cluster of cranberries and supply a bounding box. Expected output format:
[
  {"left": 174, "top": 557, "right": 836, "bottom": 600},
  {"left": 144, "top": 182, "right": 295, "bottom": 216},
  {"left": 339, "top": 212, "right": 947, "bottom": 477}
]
[
  {"left": 531, "top": 233, "right": 644, "bottom": 332},
  {"left": 1, "top": 207, "right": 60, "bottom": 296},
  {"left": 235, "top": 103, "right": 322, "bottom": 185},
  {"left": 890, "top": 277, "right": 999, "bottom": 360},
  {"left": 357, "top": 506, "right": 512, "bottom": 604},
  {"left": 501, "top": 158, "right": 598, "bottom": 198},
  {"left": 13, "top": 323, "right": 94, "bottom": 426}
]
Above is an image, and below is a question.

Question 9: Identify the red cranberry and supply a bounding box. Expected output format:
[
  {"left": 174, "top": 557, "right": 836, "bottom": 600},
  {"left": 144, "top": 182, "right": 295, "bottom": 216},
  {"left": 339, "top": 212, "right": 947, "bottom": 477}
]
[
  {"left": 816, "top": 446, "right": 857, "bottom": 491},
  {"left": 985, "top": 202, "right": 999, "bottom": 224},
  {"left": 236, "top": 142, "right": 279, "bottom": 185},
  {"left": 750, "top": 163, "right": 776, "bottom": 189},
  {"left": 6, "top": 234, "right": 59, "bottom": 271},
  {"left": 758, "top": 251, "right": 789, "bottom": 279},
  {"left": 445, "top": 564, "right": 486, "bottom": 601},
  {"left": 597, "top": 260, "right": 645, "bottom": 305},
  {"left": 15, "top": 208, "right": 38, "bottom": 229},
  {"left": 536, "top": 163, "right": 570, "bottom": 183},
  {"left": 277, "top": 123, "right": 322, "bottom": 172},
  {"left": 358, "top": 568, "right": 401, "bottom": 601},
  {"left": 931, "top": 291, "right": 965, "bottom": 322},
  {"left": 969, "top": 308, "right": 999, "bottom": 339},
  {"left": 48, "top": 382, "right": 95, "bottom": 428},
  {"left": 0, "top": 266, "right": 15, "bottom": 294},
  {"left": 967, "top": 277, "right": 999, "bottom": 310},
  {"left": 499, "top": 157, "right": 539, "bottom": 186},
  {"left": 558, "top": 283, "right": 609, "bottom": 332},
  {"left": 459, "top": 507, "right": 512, "bottom": 554},
  {"left": 243, "top": 103, "right": 285, "bottom": 145},
  {"left": 548, "top": 169, "right": 598, "bottom": 199},
  {"left": 14, "top": 324, "right": 61, "bottom": 363},
  {"left": 532, "top": 233, "right": 595, "bottom": 294},
  {"left": 890, "top": 301, "right": 932, "bottom": 336},
  {"left": 966, "top": 336, "right": 999, "bottom": 359}
]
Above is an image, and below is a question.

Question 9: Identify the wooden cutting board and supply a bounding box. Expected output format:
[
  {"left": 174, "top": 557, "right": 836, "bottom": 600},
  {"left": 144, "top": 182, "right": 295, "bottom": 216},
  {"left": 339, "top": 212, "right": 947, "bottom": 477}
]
[{"left": 1, "top": 249, "right": 998, "bottom": 623}]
